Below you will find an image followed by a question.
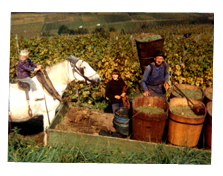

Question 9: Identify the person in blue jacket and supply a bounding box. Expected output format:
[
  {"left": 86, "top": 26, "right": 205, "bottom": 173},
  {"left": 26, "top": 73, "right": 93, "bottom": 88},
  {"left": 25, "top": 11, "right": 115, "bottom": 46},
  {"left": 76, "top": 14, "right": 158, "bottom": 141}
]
[{"left": 141, "top": 50, "right": 169, "bottom": 98}]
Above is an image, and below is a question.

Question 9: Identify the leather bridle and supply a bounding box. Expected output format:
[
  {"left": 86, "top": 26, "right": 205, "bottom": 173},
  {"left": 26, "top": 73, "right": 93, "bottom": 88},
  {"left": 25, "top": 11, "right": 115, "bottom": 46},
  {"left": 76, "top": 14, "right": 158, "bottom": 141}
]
[{"left": 68, "top": 57, "right": 98, "bottom": 85}]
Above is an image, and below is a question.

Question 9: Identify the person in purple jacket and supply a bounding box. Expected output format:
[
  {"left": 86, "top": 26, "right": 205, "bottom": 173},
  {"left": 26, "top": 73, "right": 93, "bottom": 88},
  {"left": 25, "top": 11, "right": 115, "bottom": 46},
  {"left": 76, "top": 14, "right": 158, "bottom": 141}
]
[{"left": 16, "top": 49, "right": 43, "bottom": 100}]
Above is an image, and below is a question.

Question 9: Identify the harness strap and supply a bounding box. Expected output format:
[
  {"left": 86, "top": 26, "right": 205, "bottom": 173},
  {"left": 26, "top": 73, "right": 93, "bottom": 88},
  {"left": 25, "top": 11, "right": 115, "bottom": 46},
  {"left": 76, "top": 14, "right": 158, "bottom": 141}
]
[
  {"left": 71, "top": 61, "right": 98, "bottom": 85},
  {"left": 88, "top": 72, "right": 98, "bottom": 78},
  {"left": 67, "top": 56, "right": 99, "bottom": 85},
  {"left": 36, "top": 69, "right": 62, "bottom": 102},
  {"left": 41, "top": 69, "right": 61, "bottom": 102}
]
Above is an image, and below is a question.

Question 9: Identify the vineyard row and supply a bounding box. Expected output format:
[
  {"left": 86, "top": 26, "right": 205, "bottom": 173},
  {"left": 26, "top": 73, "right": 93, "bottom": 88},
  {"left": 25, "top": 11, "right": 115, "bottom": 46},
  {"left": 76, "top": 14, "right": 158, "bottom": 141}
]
[{"left": 9, "top": 24, "right": 213, "bottom": 108}]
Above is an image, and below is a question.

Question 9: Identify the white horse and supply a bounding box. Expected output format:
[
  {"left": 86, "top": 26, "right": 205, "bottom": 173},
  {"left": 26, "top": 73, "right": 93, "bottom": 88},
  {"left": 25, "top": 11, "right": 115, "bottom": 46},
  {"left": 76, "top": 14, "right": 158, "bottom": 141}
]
[{"left": 9, "top": 56, "right": 101, "bottom": 144}]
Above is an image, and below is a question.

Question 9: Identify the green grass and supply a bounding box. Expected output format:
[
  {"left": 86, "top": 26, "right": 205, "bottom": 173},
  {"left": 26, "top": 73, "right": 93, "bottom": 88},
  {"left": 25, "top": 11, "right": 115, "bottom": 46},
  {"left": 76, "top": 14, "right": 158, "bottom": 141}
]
[
  {"left": 11, "top": 23, "right": 44, "bottom": 38},
  {"left": 8, "top": 127, "right": 211, "bottom": 163},
  {"left": 11, "top": 16, "right": 45, "bottom": 25},
  {"left": 11, "top": 13, "right": 46, "bottom": 20},
  {"left": 44, "top": 20, "right": 70, "bottom": 31},
  {"left": 128, "top": 12, "right": 155, "bottom": 20}
]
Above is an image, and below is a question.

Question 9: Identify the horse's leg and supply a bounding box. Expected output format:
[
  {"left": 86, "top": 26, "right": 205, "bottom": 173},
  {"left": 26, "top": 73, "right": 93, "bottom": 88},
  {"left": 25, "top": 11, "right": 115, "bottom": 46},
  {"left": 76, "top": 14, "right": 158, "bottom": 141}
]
[{"left": 43, "top": 110, "right": 55, "bottom": 145}]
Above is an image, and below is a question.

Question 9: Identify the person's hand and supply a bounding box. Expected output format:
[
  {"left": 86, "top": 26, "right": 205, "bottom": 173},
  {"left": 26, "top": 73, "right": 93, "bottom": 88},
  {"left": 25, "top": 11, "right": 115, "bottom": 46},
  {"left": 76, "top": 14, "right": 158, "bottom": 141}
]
[
  {"left": 34, "top": 67, "right": 41, "bottom": 71},
  {"left": 37, "top": 65, "right": 42, "bottom": 69},
  {"left": 163, "top": 81, "right": 169, "bottom": 90},
  {"left": 114, "top": 95, "right": 121, "bottom": 99},
  {"left": 120, "top": 92, "right": 126, "bottom": 98},
  {"left": 143, "top": 90, "right": 150, "bottom": 97}
]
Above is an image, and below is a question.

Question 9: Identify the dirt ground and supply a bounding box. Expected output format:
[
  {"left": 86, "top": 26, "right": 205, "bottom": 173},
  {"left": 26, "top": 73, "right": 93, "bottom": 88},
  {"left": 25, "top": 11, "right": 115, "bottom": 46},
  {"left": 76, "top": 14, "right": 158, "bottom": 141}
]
[
  {"left": 55, "top": 106, "right": 115, "bottom": 135},
  {"left": 8, "top": 107, "right": 115, "bottom": 144}
]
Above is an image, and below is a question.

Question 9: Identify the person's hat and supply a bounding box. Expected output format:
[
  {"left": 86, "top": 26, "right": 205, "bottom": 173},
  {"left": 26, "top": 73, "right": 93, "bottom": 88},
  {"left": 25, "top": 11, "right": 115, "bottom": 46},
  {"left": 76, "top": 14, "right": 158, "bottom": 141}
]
[
  {"left": 20, "top": 50, "right": 29, "bottom": 57},
  {"left": 153, "top": 50, "right": 165, "bottom": 58}
]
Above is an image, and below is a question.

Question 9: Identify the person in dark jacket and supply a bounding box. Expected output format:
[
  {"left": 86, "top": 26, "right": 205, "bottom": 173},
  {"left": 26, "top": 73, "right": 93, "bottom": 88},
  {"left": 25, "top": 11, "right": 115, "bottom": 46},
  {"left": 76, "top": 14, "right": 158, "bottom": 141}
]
[
  {"left": 141, "top": 50, "right": 169, "bottom": 98},
  {"left": 105, "top": 69, "right": 127, "bottom": 113}
]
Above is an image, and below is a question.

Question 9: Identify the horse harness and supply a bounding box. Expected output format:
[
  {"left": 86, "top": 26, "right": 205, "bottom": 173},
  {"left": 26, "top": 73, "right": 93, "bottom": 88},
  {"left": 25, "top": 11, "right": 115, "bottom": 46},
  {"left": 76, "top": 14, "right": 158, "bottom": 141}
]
[
  {"left": 17, "top": 69, "right": 62, "bottom": 117},
  {"left": 17, "top": 58, "right": 98, "bottom": 117},
  {"left": 68, "top": 57, "right": 98, "bottom": 85},
  {"left": 17, "top": 81, "right": 33, "bottom": 117},
  {"left": 36, "top": 69, "right": 62, "bottom": 102}
]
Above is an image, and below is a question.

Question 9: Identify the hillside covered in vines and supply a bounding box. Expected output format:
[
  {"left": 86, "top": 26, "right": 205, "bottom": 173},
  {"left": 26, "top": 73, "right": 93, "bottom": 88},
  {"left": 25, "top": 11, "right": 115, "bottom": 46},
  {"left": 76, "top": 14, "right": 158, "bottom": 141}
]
[{"left": 9, "top": 24, "right": 213, "bottom": 108}]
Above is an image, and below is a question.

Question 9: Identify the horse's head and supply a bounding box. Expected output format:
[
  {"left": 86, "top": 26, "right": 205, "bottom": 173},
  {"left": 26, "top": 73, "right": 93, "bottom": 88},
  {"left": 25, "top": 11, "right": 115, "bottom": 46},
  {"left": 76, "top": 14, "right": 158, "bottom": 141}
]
[{"left": 67, "top": 56, "right": 101, "bottom": 85}]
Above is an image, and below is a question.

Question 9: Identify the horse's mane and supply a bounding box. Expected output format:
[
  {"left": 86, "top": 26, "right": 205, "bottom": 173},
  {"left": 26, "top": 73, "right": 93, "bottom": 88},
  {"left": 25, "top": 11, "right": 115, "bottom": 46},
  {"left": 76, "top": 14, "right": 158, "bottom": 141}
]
[{"left": 45, "top": 60, "right": 70, "bottom": 85}]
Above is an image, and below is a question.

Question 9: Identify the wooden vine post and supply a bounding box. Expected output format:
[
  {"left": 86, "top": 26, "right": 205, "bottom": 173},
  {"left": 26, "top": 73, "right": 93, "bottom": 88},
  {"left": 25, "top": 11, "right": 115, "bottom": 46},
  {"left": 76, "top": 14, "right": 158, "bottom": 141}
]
[
  {"left": 15, "top": 34, "right": 20, "bottom": 59},
  {"left": 130, "top": 35, "right": 134, "bottom": 54},
  {"left": 116, "top": 36, "right": 119, "bottom": 50}
]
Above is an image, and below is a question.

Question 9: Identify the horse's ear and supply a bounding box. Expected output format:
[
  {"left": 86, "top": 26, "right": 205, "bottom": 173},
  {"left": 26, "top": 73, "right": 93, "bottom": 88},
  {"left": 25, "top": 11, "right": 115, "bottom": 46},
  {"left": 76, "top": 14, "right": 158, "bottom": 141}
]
[
  {"left": 67, "top": 56, "right": 72, "bottom": 63},
  {"left": 67, "top": 56, "right": 79, "bottom": 65}
]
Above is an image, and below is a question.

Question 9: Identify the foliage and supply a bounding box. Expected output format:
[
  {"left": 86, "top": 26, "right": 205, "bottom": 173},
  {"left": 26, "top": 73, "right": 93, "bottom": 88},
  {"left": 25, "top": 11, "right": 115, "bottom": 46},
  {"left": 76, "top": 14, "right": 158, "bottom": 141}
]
[
  {"left": 141, "top": 23, "right": 148, "bottom": 29},
  {"left": 58, "top": 25, "right": 70, "bottom": 35},
  {"left": 70, "top": 28, "right": 88, "bottom": 35},
  {"left": 58, "top": 25, "right": 89, "bottom": 35},
  {"left": 164, "top": 30, "right": 213, "bottom": 90},
  {"left": 128, "top": 91, "right": 142, "bottom": 102},
  {"left": 8, "top": 128, "right": 211, "bottom": 163},
  {"left": 92, "top": 27, "right": 109, "bottom": 38},
  {"left": 9, "top": 24, "right": 213, "bottom": 111},
  {"left": 109, "top": 27, "right": 117, "bottom": 32},
  {"left": 42, "top": 31, "right": 51, "bottom": 37}
]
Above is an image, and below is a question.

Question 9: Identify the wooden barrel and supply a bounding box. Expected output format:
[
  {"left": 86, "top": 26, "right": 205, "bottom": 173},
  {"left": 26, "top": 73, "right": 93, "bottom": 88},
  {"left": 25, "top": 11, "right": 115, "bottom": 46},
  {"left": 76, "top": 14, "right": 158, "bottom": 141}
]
[
  {"left": 135, "top": 33, "right": 165, "bottom": 74},
  {"left": 167, "top": 97, "right": 206, "bottom": 147},
  {"left": 132, "top": 95, "right": 168, "bottom": 143},
  {"left": 171, "top": 84, "right": 205, "bottom": 102},
  {"left": 205, "top": 102, "right": 212, "bottom": 149},
  {"left": 204, "top": 87, "right": 213, "bottom": 105}
]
